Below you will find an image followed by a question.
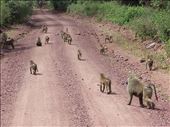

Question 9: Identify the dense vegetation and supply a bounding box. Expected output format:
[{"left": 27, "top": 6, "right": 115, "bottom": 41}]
[
  {"left": 1, "top": 0, "right": 169, "bottom": 57},
  {"left": 67, "top": 0, "right": 170, "bottom": 56},
  {"left": 0, "top": 0, "right": 34, "bottom": 26}
]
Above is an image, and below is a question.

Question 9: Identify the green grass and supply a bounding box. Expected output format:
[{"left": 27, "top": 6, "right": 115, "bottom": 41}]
[{"left": 67, "top": 1, "right": 170, "bottom": 58}]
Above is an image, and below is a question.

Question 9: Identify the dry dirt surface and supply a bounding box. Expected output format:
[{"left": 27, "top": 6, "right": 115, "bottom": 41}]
[{"left": 1, "top": 9, "right": 170, "bottom": 127}]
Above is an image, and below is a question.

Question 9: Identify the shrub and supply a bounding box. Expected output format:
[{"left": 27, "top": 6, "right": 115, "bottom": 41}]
[
  {"left": 153, "top": 11, "right": 170, "bottom": 42},
  {"left": 50, "top": 0, "right": 71, "bottom": 11},
  {"left": 68, "top": 1, "right": 170, "bottom": 56},
  {"left": 165, "top": 39, "right": 170, "bottom": 57},
  {"left": 7, "top": 0, "right": 33, "bottom": 23},
  {"left": 129, "top": 16, "right": 157, "bottom": 40},
  {"left": 0, "top": 0, "right": 11, "bottom": 26}
]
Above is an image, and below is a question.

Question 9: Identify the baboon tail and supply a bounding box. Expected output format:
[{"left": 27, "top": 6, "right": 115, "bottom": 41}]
[{"left": 151, "top": 84, "right": 158, "bottom": 101}]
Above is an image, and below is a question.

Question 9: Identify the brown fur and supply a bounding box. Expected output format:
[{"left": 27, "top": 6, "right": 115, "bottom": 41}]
[{"left": 100, "top": 73, "right": 112, "bottom": 94}]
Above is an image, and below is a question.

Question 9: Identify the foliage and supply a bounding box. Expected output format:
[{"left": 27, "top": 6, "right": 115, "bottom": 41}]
[
  {"left": 165, "top": 39, "right": 170, "bottom": 57},
  {"left": 50, "top": 0, "right": 72, "bottom": 11},
  {"left": 0, "top": 0, "right": 34, "bottom": 26},
  {"left": 68, "top": 1, "right": 170, "bottom": 56},
  {"left": 0, "top": 0, "right": 11, "bottom": 25}
]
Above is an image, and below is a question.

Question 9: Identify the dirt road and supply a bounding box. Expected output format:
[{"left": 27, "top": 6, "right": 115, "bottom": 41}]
[{"left": 1, "top": 9, "right": 170, "bottom": 126}]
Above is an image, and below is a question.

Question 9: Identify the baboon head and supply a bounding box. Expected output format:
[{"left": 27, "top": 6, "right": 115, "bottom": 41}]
[
  {"left": 30, "top": 60, "right": 34, "bottom": 65},
  {"left": 100, "top": 73, "right": 105, "bottom": 79}
]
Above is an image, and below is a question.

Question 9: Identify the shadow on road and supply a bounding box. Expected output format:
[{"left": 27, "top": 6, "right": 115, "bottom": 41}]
[{"left": 36, "top": 73, "right": 43, "bottom": 76}]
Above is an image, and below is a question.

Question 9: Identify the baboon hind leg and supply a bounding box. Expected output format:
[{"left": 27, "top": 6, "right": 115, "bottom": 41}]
[
  {"left": 33, "top": 71, "right": 36, "bottom": 75},
  {"left": 139, "top": 94, "right": 144, "bottom": 107},
  {"left": 107, "top": 83, "right": 111, "bottom": 94},
  {"left": 30, "top": 68, "right": 32, "bottom": 74},
  {"left": 147, "top": 99, "right": 155, "bottom": 109},
  {"left": 100, "top": 84, "right": 105, "bottom": 93},
  {"left": 11, "top": 43, "right": 14, "bottom": 49},
  {"left": 78, "top": 54, "right": 81, "bottom": 60},
  {"left": 128, "top": 94, "right": 133, "bottom": 105},
  {"left": 149, "top": 63, "right": 153, "bottom": 71}
]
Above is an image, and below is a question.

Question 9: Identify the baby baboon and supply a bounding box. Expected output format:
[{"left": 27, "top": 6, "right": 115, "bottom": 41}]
[
  {"left": 77, "top": 49, "right": 82, "bottom": 60},
  {"left": 143, "top": 83, "right": 158, "bottom": 109},
  {"left": 30, "top": 60, "right": 38, "bottom": 75},
  {"left": 100, "top": 73, "right": 112, "bottom": 94},
  {"left": 127, "top": 74, "right": 144, "bottom": 107},
  {"left": 45, "top": 36, "right": 49, "bottom": 44},
  {"left": 100, "top": 44, "right": 108, "bottom": 55},
  {"left": 105, "top": 35, "right": 113, "bottom": 43},
  {"left": 146, "top": 55, "right": 153, "bottom": 71},
  {"left": 67, "top": 34, "right": 72, "bottom": 45},
  {"left": 60, "top": 30, "right": 68, "bottom": 42},
  {"left": 4, "top": 38, "right": 15, "bottom": 49},
  {"left": 36, "top": 37, "right": 42, "bottom": 46}
]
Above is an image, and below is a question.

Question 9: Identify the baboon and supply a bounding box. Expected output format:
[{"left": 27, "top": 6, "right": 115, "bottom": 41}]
[
  {"left": 36, "top": 37, "right": 42, "bottom": 46},
  {"left": 0, "top": 31, "right": 14, "bottom": 49},
  {"left": 77, "top": 49, "right": 82, "bottom": 60},
  {"left": 100, "top": 44, "right": 108, "bottom": 55},
  {"left": 146, "top": 55, "right": 153, "bottom": 71},
  {"left": 60, "top": 31, "right": 72, "bottom": 44},
  {"left": 127, "top": 75, "right": 158, "bottom": 109},
  {"left": 127, "top": 74, "right": 144, "bottom": 107},
  {"left": 5, "top": 38, "right": 15, "bottom": 49},
  {"left": 30, "top": 60, "right": 38, "bottom": 75},
  {"left": 66, "top": 34, "right": 72, "bottom": 45},
  {"left": 42, "top": 25, "right": 48, "bottom": 33},
  {"left": 100, "top": 73, "right": 112, "bottom": 94},
  {"left": 143, "top": 83, "right": 158, "bottom": 109},
  {"left": 105, "top": 35, "right": 113, "bottom": 43},
  {"left": 60, "top": 30, "right": 67, "bottom": 42},
  {"left": 45, "top": 36, "right": 49, "bottom": 44}
]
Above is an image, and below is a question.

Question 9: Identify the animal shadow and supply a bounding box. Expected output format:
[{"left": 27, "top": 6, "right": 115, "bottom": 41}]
[
  {"left": 35, "top": 73, "right": 43, "bottom": 76},
  {"left": 79, "top": 58, "right": 86, "bottom": 61},
  {"left": 108, "top": 92, "right": 117, "bottom": 95}
]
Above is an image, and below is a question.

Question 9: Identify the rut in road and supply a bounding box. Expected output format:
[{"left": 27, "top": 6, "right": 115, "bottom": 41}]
[{"left": 1, "top": 9, "right": 170, "bottom": 127}]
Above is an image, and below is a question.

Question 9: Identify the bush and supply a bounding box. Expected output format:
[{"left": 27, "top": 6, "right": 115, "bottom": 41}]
[
  {"left": 50, "top": 0, "right": 71, "bottom": 11},
  {"left": 165, "top": 39, "right": 170, "bottom": 57},
  {"left": 0, "top": 0, "right": 33, "bottom": 26},
  {"left": 7, "top": 0, "right": 33, "bottom": 23},
  {"left": 0, "top": 0, "right": 11, "bottom": 26},
  {"left": 68, "top": 1, "right": 170, "bottom": 56},
  {"left": 153, "top": 11, "right": 170, "bottom": 42},
  {"left": 83, "top": 2, "right": 99, "bottom": 16},
  {"left": 129, "top": 16, "right": 157, "bottom": 40}
]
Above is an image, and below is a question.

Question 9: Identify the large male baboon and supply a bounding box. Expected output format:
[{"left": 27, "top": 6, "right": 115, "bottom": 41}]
[{"left": 127, "top": 74, "right": 158, "bottom": 109}]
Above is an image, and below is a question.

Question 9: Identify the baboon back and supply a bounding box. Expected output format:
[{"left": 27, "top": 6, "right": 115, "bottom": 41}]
[{"left": 127, "top": 77, "right": 143, "bottom": 96}]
